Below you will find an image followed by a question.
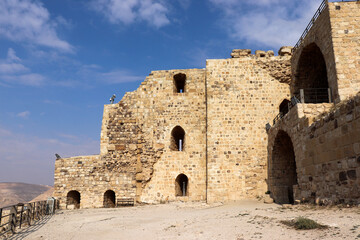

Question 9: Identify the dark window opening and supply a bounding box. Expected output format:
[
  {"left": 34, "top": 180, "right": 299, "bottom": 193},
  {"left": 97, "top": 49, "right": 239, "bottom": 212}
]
[
  {"left": 175, "top": 174, "right": 188, "bottom": 196},
  {"left": 170, "top": 126, "right": 185, "bottom": 151},
  {"left": 67, "top": 190, "right": 80, "bottom": 209},
  {"left": 269, "top": 131, "right": 297, "bottom": 204},
  {"left": 174, "top": 73, "right": 186, "bottom": 93},
  {"left": 103, "top": 190, "right": 116, "bottom": 208},
  {"left": 294, "top": 43, "right": 330, "bottom": 103},
  {"left": 279, "top": 99, "right": 290, "bottom": 116}
]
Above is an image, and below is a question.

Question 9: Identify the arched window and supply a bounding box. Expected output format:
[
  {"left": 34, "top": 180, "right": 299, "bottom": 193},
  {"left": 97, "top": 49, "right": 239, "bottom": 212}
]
[
  {"left": 294, "top": 43, "right": 330, "bottom": 103},
  {"left": 174, "top": 73, "right": 186, "bottom": 93},
  {"left": 170, "top": 126, "right": 185, "bottom": 151},
  {"left": 175, "top": 174, "right": 188, "bottom": 196},
  {"left": 269, "top": 131, "right": 297, "bottom": 204},
  {"left": 103, "top": 190, "right": 116, "bottom": 208},
  {"left": 279, "top": 99, "right": 290, "bottom": 117},
  {"left": 67, "top": 190, "right": 80, "bottom": 209}
]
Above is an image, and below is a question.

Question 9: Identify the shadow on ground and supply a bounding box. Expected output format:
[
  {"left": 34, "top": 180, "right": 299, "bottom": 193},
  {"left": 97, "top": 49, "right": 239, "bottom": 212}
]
[{"left": 7, "top": 215, "right": 53, "bottom": 240}]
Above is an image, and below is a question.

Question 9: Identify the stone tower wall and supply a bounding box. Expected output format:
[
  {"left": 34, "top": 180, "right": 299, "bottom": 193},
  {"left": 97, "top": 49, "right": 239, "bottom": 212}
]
[
  {"left": 329, "top": 1, "right": 360, "bottom": 101},
  {"left": 206, "top": 54, "right": 291, "bottom": 202}
]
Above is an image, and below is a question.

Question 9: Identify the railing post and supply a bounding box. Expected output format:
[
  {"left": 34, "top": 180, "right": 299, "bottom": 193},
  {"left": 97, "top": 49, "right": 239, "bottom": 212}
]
[
  {"left": 19, "top": 204, "right": 24, "bottom": 229},
  {"left": 328, "top": 88, "right": 332, "bottom": 103},
  {"left": 300, "top": 89, "right": 305, "bottom": 103},
  {"left": 0, "top": 208, "right": 2, "bottom": 226}
]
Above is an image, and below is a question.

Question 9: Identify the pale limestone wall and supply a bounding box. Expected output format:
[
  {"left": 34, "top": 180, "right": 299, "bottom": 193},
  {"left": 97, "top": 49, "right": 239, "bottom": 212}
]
[
  {"left": 54, "top": 155, "right": 136, "bottom": 209},
  {"left": 268, "top": 95, "right": 360, "bottom": 205},
  {"left": 138, "top": 69, "right": 207, "bottom": 203},
  {"left": 329, "top": 1, "right": 360, "bottom": 101},
  {"left": 206, "top": 54, "right": 291, "bottom": 203}
]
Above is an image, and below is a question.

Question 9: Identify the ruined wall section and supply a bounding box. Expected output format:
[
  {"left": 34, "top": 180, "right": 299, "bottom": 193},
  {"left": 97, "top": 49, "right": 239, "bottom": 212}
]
[
  {"left": 269, "top": 96, "right": 360, "bottom": 205},
  {"left": 329, "top": 1, "right": 360, "bottom": 100},
  {"left": 138, "top": 69, "right": 207, "bottom": 203},
  {"left": 206, "top": 53, "right": 291, "bottom": 203}
]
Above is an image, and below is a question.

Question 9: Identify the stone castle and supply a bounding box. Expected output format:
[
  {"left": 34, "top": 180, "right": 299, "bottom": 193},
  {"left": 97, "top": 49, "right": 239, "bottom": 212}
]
[{"left": 54, "top": 0, "right": 360, "bottom": 209}]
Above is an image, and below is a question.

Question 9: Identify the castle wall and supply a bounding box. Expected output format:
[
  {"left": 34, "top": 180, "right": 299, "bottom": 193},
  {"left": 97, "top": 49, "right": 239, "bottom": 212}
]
[
  {"left": 329, "top": 1, "right": 360, "bottom": 101},
  {"left": 138, "top": 69, "right": 207, "bottom": 203},
  {"left": 206, "top": 55, "right": 291, "bottom": 202},
  {"left": 268, "top": 95, "right": 360, "bottom": 205},
  {"left": 54, "top": 155, "right": 136, "bottom": 209}
]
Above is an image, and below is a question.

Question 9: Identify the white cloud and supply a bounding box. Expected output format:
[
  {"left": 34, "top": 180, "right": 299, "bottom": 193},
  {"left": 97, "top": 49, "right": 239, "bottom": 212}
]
[
  {"left": 17, "top": 111, "right": 30, "bottom": 118},
  {"left": 2, "top": 73, "right": 46, "bottom": 86},
  {"left": 91, "top": 0, "right": 170, "bottom": 28},
  {"left": 209, "top": 0, "right": 323, "bottom": 48},
  {"left": 0, "top": 48, "right": 46, "bottom": 86},
  {"left": 0, "top": 0, "right": 73, "bottom": 52}
]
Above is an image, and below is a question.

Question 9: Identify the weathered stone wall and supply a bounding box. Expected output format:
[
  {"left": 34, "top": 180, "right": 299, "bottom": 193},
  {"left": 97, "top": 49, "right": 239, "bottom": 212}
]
[
  {"left": 206, "top": 52, "right": 291, "bottom": 202},
  {"left": 54, "top": 155, "right": 136, "bottom": 209},
  {"left": 268, "top": 95, "right": 360, "bottom": 205},
  {"left": 329, "top": 1, "right": 360, "bottom": 101},
  {"left": 54, "top": 69, "right": 207, "bottom": 208}
]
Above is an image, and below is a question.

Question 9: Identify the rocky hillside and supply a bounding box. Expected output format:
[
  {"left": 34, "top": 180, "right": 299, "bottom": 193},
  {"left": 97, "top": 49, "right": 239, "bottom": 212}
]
[{"left": 0, "top": 182, "right": 53, "bottom": 208}]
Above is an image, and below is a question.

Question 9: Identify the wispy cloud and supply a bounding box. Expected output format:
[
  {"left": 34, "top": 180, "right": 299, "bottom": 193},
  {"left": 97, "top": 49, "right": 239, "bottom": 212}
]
[
  {"left": 17, "top": 111, "right": 30, "bottom": 118},
  {"left": 0, "top": 126, "right": 99, "bottom": 184},
  {"left": 208, "top": 0, "right": 323, "bottom": 48},
  {"left": 0, "top": 0, "right": 73, "bottom": 52},
  {"left": 0, "top": 48, "right": 46, "bottom": 86},
  {"left": 91, "top": 0, "right": 170, "bottom": 28}
]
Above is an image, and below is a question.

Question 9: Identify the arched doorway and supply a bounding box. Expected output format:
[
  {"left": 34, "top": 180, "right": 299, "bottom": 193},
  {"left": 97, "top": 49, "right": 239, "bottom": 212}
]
[
  {"left": 294, "top": 43, "right": 330, "bottom": 103},
  {"left": 67, "top": 190, "right": 80, "bottom": 209},
  {"left": 170, "top": 126, "right": 185, "bottom": 151},
  {"left": 103, "top": 190, "right": 116, "bottom": 208},
  {"left": 269, "top": 131, "right": 297, "bottom": 204},
  {"left": 175, "top": 174, "right": 188, "bottom": 197}
]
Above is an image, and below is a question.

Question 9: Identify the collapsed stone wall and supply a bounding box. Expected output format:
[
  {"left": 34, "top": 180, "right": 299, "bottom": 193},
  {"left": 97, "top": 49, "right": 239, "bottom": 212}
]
[
  {"left": 268, "top": 94, "right": 360, "bottom": 205},
  {"left": 206, "top": 51, "right": 291, "bottom": 202}
]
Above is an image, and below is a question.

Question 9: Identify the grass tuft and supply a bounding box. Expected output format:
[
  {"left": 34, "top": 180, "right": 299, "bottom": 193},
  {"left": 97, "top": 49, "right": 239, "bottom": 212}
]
[{"left": 281, "top": 217, "right": 328, "bottom": 230}]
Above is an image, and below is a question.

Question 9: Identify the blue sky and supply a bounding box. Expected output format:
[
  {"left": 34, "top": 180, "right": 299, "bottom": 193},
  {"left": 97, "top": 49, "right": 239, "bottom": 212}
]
[{"left": 0, "top": 0, "right": 323, "bottom": 186}]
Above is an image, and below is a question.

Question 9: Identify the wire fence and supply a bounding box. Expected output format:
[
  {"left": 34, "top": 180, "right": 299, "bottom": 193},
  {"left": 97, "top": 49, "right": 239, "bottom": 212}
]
[{"left": 0, "top": 199, "right": 57, "bottom": 239}]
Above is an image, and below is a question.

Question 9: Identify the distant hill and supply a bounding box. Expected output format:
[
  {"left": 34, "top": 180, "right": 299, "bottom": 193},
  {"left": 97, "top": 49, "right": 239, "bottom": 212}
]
[{"left": 0, "top": 182, "right": 53, "bottom": 208}]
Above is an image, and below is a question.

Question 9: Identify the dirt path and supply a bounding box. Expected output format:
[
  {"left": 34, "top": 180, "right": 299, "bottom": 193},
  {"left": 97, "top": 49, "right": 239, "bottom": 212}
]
[{"left": 15, "top": 200, "right": 360, "bottom": 240}]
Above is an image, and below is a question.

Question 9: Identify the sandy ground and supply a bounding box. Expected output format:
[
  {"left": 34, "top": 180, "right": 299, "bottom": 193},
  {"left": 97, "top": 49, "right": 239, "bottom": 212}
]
[{"left": 8, "top": 200, "right": 360, "bottom": 240}]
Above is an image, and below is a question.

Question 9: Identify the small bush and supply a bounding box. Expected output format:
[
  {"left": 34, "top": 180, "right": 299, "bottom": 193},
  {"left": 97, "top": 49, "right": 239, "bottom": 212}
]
[{"left": 281, "top": 217, "right": 328, "bottom": 230}]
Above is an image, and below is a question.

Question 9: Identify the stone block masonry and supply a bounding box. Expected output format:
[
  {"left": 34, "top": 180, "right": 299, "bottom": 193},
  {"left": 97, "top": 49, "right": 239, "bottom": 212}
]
[{"left": 54, "top": 0, "right": 360, "bottom": 208}]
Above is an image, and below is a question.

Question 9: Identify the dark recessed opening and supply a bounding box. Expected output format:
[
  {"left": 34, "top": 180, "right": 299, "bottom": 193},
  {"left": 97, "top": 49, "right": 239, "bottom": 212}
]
[
  {"left": 170, "top": 126, "right": 185, "bottom": 151},
  {"left": 174, "top": 73, "right": 186, "bottom": 93},
  {"left": 67, "top": 190, "right": 80, "bottom": 209},
  {"left": 103, "top": 190, "right": 116, "bottom": 208},
  {"left": 175, "top": 174, "right": 188, "bottom": 196}
]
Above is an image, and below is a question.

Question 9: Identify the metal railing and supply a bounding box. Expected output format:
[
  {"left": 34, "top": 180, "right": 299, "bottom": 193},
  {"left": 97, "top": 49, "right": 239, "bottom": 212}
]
[
  {"left": 292, "top": 0, "right": 327, "bottom": 52},
  {"left": 272, "top": 96, "right": 300, "bottom": 125},
  {"left": 272, "top": 88, "right": 332, "bottom": 125},
  {"left": 0, "top": 199, "right": 56, "bottom": 239},
  {"left": 293, "top": 0, "right": 360, "bottom": 53},
  {"left": 294, "top": 88, "right": 332, "bottom": 104}
]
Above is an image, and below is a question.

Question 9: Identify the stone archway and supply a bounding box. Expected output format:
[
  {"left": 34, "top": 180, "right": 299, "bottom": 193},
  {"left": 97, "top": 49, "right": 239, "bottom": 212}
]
[
  {"left": 175, "top": 174, "right": 188, "bottom": 197},
  {"left": 103, "top": 190, "right": 116, "bottom": 208},
  {"left": 294, "top": 43, "right": 330, "bottom": 103},
  {"left": 67, "top": 190, "right": 80, "bottom": 209},
  {"left": 269, "top": 131, "right": 298, "bottom": 204}
]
